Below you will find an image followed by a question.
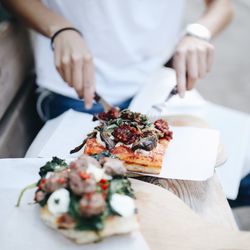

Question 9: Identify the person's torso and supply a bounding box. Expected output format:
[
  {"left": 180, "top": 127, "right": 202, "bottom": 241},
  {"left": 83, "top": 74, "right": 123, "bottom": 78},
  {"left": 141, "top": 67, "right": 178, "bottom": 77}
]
[{"left": 33, "top": 0, "right": 185, "bottom": 103}]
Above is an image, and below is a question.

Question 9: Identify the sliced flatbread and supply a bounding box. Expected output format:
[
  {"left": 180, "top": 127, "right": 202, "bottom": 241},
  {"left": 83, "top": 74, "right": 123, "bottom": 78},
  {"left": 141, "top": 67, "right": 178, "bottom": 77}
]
[
  {"left": 40, "top": 206, "right": 139, "bottom": 244},
  {"left": 84, "top": 138, "right": 169, "bottom": 174}
]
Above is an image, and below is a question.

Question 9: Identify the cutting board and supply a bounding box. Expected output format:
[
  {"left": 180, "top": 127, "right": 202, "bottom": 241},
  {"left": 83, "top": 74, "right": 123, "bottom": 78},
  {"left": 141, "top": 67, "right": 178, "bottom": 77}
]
[{"left": 133, "top": 178, "right": 250, "bottom": 250}]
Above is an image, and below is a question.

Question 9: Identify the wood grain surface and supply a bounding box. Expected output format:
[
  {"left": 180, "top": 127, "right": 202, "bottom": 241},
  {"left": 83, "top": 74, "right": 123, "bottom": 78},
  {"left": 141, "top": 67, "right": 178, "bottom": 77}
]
[
  {"left": 136, "top": 174, "right": 237, "bottom": 230},
  {"left": 132, "top": 178, "right": 250, "bottom": 250},
  {"left": 135, "top": 115, "right": 236, "bottom": 231}
]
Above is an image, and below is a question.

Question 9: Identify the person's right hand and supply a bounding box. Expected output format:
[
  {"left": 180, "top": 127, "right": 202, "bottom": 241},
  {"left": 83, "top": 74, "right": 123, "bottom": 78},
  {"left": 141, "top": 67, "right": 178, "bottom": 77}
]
[{"left": 53, "top": 30, "right": 95, "bottom": 109}]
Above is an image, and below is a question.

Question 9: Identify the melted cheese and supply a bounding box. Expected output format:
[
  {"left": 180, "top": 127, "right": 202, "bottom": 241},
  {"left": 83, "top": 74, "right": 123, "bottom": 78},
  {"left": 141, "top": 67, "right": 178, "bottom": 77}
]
[
  {"left": 110, "top": 194, "right": 135, "bottom": 217},
  {"left": 87, "top": 164, "right": 105, "bottom": 182},
  {"left": 115, "top": 142, "right": 133, "bottom": 148},
  {"left": 47, "top": 188, "right": 70, "bottom": 215}
]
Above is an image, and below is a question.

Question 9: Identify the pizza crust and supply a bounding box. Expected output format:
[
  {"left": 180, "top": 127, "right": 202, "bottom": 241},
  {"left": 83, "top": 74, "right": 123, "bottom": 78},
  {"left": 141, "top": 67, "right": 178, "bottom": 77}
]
[
  {"left": 84, "top": 138, "right": 169, "bottom": 175},
  {"left": 125, "top": 164, "right": 161, "bottom": 174},
  {"left": 40, "top": 206, "right": 139, "bottom": 244}
]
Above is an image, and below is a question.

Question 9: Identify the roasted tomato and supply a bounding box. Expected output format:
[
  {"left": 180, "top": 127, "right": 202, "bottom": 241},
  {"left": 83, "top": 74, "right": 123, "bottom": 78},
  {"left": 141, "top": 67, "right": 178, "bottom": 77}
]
[
  {"left": 113, "top": 124, "right": 140, "bottom": 145},
  {"left": 120, "top": 110, "right": 147, "bottom": 125},
  {"left": 98, "top": 107, "right": 120, "bottom": 121},
  {"left": 154, "top": 119, "right": 173, "bottom": 141}
]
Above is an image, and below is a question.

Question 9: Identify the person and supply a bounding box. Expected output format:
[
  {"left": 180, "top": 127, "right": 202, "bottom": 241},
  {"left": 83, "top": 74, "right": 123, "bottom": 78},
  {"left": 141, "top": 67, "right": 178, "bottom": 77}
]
[{"left": 2, "top": 0, "right": 233, "bottom": 121}]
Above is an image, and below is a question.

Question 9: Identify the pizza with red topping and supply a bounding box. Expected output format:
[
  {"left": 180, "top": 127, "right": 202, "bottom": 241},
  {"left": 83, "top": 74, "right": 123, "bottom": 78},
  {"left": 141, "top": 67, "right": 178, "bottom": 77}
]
[{"left": 71, "top": 108, "right": 173, "bottom": 174}]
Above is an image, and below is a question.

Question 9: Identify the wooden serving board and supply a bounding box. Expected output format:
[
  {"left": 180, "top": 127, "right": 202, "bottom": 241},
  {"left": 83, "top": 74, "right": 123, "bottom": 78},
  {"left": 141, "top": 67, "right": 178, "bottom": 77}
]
[
  {"left": 134, "top": 114, "right": 237, "bottom": 232},
  {"left": 132, "top": 178, "right": 250, "bottom": 250}
]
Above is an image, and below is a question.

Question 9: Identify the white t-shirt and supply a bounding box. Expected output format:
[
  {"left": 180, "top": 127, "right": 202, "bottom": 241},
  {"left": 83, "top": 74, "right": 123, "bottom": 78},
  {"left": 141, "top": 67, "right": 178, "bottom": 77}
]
[{"left": 32, "top": 0, "right": 185, "bottom": 104}]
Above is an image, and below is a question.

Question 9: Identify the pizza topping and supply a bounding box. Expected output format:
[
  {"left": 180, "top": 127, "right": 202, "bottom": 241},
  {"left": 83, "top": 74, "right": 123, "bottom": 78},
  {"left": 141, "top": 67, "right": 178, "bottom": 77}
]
[
  {"left": 47, "top": 188, "right": 70, "bottom": 215},
  {"left": 70, "top": 132, "right": 97, "bottom": 154},
  {"left": 71, "top": 155, "right": 101, "bottom": 171},
  {"left": 70, "top": 109, "right": 172, "bottom": 156},
  {"left": 120, "top": 109, "right": 148, "bottom": 125},
  {"left": 113, "top": 124, "right": 140, "bottom": 145},
  {"left": 95, "top": 107, "right": 120, "bottom": 121},
  {"left": 42, "top": 170, "right": 68, "bottom": 193},
  {"left": 110, "top": 194, "right": 136, "bottom": 218},
  {"left": 102, "top": 158, "right": 127, "bottom": 176},
  {"left": 34, "top": 190, "right": 46, "bottom": 203},
  {"left": 17, "top": 156, "right": 136, "bottom": 233},
  {"left": 132, "top": 134, "right": 158, "bottom": 151},
  {"left": 39, "top": 157, "right": 67, "bottom": 178},
  {"left": 79, "top": 193, "right": 106, "bottom": 217},
  {"left": 154, "top": 119, "right": 173, "bottom": 141},
  {"left": 96, "top": 131, "right": 106, "bottom": 147},
  {"left": 99, "top": 130, "right": 116, "bottom": 150},
  {"left": 69, "top": 171, "right": 96, "bottom": 195},
  {"left": 86, "top": 164, "right": 105, "bottom": 182},
  {"left": 57, "top": 213, "right": 76, "bottom": 229},
  {"left": 99, "top": 178, "right": 109, "bottom": 191}
]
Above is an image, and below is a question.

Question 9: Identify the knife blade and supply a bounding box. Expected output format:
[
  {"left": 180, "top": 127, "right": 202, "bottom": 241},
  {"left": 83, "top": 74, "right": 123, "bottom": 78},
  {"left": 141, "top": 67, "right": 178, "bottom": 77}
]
[
  {"left": 151, "top": 85, "right": 178, "bottom": 113},
  {"left": 94, "top": 92, "right": 113, "bottom": 112},
  {"left": 165, "top": 85, "right": 178, "bottom": 102}
]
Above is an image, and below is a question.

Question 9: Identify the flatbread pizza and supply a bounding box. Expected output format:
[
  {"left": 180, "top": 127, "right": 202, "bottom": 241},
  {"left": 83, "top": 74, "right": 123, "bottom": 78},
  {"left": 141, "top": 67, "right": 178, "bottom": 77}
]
[
  {"left": 71, "top": 108, "right": 173, "bottom": 174},
  {"left": 17, "top": 156, "right": 139, "bottom": 244}
]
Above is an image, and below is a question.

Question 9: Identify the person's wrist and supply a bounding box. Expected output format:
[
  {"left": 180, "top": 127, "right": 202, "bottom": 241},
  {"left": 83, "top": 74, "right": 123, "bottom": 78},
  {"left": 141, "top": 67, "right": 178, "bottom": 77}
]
[
  {"left": 185, "top": 23, "right": 212, "bottom": 42},
  {"left": 50, "top": 27, "right": 83, "bottom": 50},
  {"left": 47, "top": 23, "right": 71, "bottom": 38}
]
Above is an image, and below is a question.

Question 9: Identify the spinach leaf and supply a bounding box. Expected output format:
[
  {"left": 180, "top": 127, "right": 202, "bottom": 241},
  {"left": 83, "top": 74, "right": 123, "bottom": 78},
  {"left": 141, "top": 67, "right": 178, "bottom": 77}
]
[
  {"left": 68, "top": 193, "right": 106, "bottom": 231},
  {"left": 108, "top": 177, "right": 135, "bottom": 198},
  {"left": 39, "top": 157, "right": 67, "bottom": 178}
]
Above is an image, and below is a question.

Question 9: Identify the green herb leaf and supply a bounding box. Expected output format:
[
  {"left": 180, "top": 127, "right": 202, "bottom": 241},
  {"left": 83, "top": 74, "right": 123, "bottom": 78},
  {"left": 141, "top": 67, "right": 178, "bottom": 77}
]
[
  {"left": 39, "top": 157, "right": 67, "bottom": 178},
  {"left": 91, "top": 151, "right": 117, "bottom": 161},
  {"left": 108, "top": 177, "right": 135, "bottom": 198}
]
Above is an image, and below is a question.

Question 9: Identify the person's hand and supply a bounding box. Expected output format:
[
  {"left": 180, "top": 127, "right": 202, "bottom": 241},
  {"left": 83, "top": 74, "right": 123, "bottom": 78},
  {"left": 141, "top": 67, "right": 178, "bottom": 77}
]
[
  {"left": 172, "top": 36, "right": 214, "bottom": 97},
  {"left": 53, "top": 31, "right": 95, "bottom": 109}
]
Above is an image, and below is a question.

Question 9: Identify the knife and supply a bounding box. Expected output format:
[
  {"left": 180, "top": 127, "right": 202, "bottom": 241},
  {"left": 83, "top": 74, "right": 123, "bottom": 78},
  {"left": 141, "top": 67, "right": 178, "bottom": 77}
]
[
  {"left": 151, "top": 85, "right": 178, "bottom": 112},
  {"left": 94, "top": 92, "right": 113, "bottom": 112},
  {"left": 165, "top": 85, "right": 178, "bottom": 102}
]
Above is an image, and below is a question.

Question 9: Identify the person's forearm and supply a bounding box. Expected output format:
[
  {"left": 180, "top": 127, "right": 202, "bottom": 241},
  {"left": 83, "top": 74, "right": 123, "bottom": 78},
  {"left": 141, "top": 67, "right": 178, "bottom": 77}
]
[
  {"left": 2, "top": 0, "right": 96, "bottom": 108},
  {"left": 2, "top": 0, "right": 72, "bottom": 37},
  {"left": 198, "top": 0, "right": 234, "bottom": 38}
]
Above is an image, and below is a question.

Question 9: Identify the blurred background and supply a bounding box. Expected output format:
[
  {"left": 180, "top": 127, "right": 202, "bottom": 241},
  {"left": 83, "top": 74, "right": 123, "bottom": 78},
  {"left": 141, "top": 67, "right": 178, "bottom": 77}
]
[
  {"left": 186, "top": 0, "right": 250, "bottom": 230},
  {"left": 185, "top": 0, "right": 250, "bottom": 114}
]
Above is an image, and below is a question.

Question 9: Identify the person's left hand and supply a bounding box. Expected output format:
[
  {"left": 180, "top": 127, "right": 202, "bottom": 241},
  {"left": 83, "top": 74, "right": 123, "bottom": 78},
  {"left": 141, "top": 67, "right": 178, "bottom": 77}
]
[{"left": 172, "top": 36, "right": 214, "bottom": 97}]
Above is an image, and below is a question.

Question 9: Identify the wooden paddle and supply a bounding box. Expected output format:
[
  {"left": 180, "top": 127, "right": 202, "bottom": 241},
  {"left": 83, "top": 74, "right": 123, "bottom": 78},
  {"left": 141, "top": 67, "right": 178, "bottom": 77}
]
[{"left": 132, "top": 178, "right": 250, "bottom": 250}]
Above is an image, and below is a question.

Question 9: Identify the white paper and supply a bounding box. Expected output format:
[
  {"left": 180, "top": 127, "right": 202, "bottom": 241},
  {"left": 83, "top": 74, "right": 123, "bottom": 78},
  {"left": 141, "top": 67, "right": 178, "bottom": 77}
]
[
  {"left": 0, "top": 158, "right": 150, "bottom": 250},
  {"left": 137, "top": 126, "right": 219, "bottom": 180},
  {"left": 38, "top": 110, "right": 97, "bottom": 159},
  {"left": 34, "top": 110, "right": 220, "bottom": 181}
]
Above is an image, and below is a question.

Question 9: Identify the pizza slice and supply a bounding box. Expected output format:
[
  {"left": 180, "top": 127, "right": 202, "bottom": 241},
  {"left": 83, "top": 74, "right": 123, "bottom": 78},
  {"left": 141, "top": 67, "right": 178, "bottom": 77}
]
[
  {"left": 71, "top": 109, "right": 173, "bottom": 175},
  {"left": 17, "top": 156, "right": 139, "bottom": 244}
]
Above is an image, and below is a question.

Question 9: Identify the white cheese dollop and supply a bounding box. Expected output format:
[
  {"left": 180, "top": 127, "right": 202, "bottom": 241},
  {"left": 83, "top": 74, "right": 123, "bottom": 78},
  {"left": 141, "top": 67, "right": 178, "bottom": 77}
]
[
  {"left": 47, "top": 188, "right": 70, "bottom": 215},
  {"left": 45, "top": 171, "right": 54, "bottom": 179},
  {"left": 110, "top": 194, "right": 136, "bottom": 217},
  {"left": 86, "top": 164, "right": 105, "bottom": 182},
  {"left": 115, "top": 142, "right": 133, "bottom": 148}
]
